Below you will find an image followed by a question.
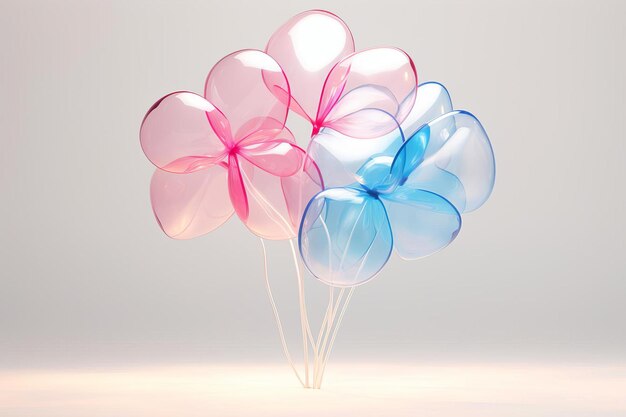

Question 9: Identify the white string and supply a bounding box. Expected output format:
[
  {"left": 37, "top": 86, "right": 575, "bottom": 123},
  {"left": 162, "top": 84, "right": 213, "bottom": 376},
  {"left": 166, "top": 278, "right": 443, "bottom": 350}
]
[
  {"left": 289, "top": 238, "right": 311, "bottom": 387},
  {"left": 260, "top": 238, "right": 305, "bottom": 388},
  {"left": 317, "top": 287, "right": 355, "bottom": 388},
  {"left": 315, "top": 288, "right": 344, "bottom": 388}
]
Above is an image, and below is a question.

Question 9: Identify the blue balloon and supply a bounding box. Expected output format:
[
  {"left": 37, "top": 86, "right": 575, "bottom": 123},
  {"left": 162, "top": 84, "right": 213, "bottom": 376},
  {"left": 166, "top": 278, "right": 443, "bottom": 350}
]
[{"left": 299, "top": 99, "right": 495, "bottom": 287}]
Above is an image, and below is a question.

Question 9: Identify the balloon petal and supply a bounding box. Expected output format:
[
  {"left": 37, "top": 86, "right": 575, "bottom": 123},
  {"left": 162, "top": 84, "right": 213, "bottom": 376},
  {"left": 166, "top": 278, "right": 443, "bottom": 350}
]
[
  {"left": 266, "top": 10, "right": 355, "bottom": 123},
  {"left": 239, "top": 139, "right": 303, "bottom": 177},
  {"left": 204, "top": 50, "right": 290, "bottom": 141},
  {"left": 237, "top": 118, "right": 295, "bottom": 147},
  {"left": 387, "top": 82, "right": 454, "bottom": 182},
  {"left": 317, "top": 48, "right": 417, "bottom": 137},
  {"left": 228, "top": 154, "right": 249, "bottom": 221},
  {"left": 400, "top": 82, "right": 453, "bottom": 137},
  {"left": 235, "top": 148, "right": 321, "bottom": 240},
  {"left": 404, "top": 111, "right": 495, "bottom": 212},
  {"left": 390, "top": 126, "right": 430, "bottom": 183},
  {"left": 355, "top": 155, "right": 398, "bottom": 194},
  {"left": 140, "top": 92, "right": 228, "bottom": 173},
  {"left": 380, "top": 187, "right": 461, "bottom": 260},
  {"left": 150, "top": 165, "right": 233, "bottom": 240},
  {"left": 307, "top": 109, "right": 405, "bottom": 188},
  {"left": 299, "top": 188, "right": 393, "bottom": 287}
]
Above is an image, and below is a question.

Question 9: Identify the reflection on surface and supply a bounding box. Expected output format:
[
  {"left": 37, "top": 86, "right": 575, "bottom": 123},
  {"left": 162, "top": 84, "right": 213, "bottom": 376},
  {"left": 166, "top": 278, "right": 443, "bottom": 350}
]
[{"left": 1, "top": 362, "right": 625, "bottom": 417}]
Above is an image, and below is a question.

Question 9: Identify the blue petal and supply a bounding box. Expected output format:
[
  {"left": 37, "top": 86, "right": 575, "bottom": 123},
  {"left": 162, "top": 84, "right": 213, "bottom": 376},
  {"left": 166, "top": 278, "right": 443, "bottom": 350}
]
[
  {"left": 299, "top": 188, "right": 393, "bottom": 287},
  {"left": 381, "top": 187, "right": 461, "bottom": 260},
  {"left": 355, "top": 155, "right": 397, "bottom": 194},
  {"left": 350, "top": 83, "right": 454, "bottom": 194},
  {"left": 401, "top": 111, "right": 495, "bottom": 212},
  {"left": 390, "top": 126, "right": 430, "bottom": 183}
]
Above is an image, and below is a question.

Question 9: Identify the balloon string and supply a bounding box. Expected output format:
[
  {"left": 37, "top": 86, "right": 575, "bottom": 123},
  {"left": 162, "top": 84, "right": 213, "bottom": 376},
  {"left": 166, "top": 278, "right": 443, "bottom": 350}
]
[
  {"left": 289, "top": 238, "right": 312, "bottom": 387},
  {"left": 238, "top": 166, "right": 314, "bottom": 346},
  {"left": 242, "top": 169, "right": 349, "bottom": 389},
  {"left": 317, "top": 287, "right": 355, "bottom": 388},
  {"left": 239, "top": 167, "right": 294, "bottom": 238},
  {"left": 289, "top": 239, "right": 316, "bottom": 347},
  {"left": 313, "top": 287, "right": 333, "bottom": 384},
  {"left": 315, "top": 288, "right": 344, "bottom": 388},
  {"left": 260, "top": 238, "right": 305, "bottom": 388},
  {"left": 240, "top": 166, "right": 316, "bottom": 387}
]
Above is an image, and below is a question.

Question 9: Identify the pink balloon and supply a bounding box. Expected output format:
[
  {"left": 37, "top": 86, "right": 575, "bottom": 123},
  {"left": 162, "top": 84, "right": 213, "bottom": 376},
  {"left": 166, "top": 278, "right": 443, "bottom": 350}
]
[
  {"left": 150, "top": 164, "right": 233, "bottom": 240},
  {"left": 266, "top": 10, "right": 417, "bottom": 139},
  {"left": 141, "top": 50, "right": 322, "bottom": 240},
  {"left": 205, "top": 50, "right": 290, "bottom": 142},
  {"left": 237, "top": 145, "right": 321, "bottom": 240},
  {"left": 318, "top": 48, "right": 417, "bottom": 138},
  {"left": 266, "top": 10, "right": 355, "bottom": 124},
  {"left": 140, "top": 91, "right": 229, "bottom": 173}
]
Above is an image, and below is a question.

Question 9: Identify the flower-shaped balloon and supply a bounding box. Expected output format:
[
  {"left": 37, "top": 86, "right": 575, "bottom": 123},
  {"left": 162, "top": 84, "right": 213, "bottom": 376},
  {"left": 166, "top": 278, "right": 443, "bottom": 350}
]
[
  {"left": 266, "top": 9, "right": 417, "bottom": 139},
  {"left": 140, "top": 50, "right": 322, "bottom": 240},
  {"left": 299, "top": 110, "right": 495, "bottom": 287}
]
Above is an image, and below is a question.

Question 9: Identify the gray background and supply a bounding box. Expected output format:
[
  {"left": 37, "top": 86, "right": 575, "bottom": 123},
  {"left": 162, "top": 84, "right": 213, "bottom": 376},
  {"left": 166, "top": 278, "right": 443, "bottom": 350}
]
[{"left": 1, "top": 0, "right": 624, "bottom": 368}]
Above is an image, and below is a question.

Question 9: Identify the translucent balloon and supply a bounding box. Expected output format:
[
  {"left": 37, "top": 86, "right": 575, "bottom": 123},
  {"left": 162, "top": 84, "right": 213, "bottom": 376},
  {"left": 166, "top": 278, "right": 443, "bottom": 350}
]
[
  {"left": 267, "top": 11, "right": 417, "bottom": 140},
  {"left": 400, "top": 111, "right": 495, "bottom": 212},
  {"left": 140, "top": 92, "right": 229, "bottom": 173},
  {"left": 317, "top": 48, "right": 417, "bottom": 137},
  {"left": 299, "top": 188, "right": 393, "bottom": 287},
  {"left": 205, "top": 50, "right": 290, "bottom": 142},
  {"left": 355, "top": 156, "right": 398, "bottom": 194},
  {"left": 380, "top": 188, "right": 461, "bottom": 260},
  {"left": 140, "top": 50, "right": 323, "bottom": 240},
  {"left": 400, "top": 82, "right": 453, "bottom": 137},
  {"left": 266, "top": 10, "right": 355, "bottom": 123},
  {"left": 306, "top": 109, "right": 405, "bottom": 188},
  {"left": 304, "top": 82, "right": 453, "bottom": 192},
  {"left": 237, "top": 145, "right": 322, "bottom": 240},
  {"left": 150, "top": 165, "right": 233, "bottom": 239},
  {"left": 299, "top": 108, "right": 494, "bottom": 286}
]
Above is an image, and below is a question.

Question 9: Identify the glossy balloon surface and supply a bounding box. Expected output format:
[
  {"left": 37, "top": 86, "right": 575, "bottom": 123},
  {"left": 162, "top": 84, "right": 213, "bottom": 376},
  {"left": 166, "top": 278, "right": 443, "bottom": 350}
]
[{"left": 141, "top": 50, "right": 322, "bottom": 240}]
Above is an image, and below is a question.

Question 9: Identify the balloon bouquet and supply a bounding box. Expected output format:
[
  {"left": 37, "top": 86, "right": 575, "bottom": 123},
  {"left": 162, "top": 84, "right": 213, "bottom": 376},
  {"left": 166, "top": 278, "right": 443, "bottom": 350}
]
[{"left": 140, "top": 10, "right": 495, "bottom": 389}]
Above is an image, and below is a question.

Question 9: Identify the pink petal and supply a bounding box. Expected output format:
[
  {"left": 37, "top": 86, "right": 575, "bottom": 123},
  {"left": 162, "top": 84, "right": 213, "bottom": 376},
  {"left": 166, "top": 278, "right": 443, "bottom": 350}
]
[
  {"left": 140, "top": 92, "right": 230, "bottom": 173},
  {"left": 227, "top": 154, "right": 249, "bottom": 221},
  {"left": 238, "top": 126, "right": 300, "bottom": 177},
  {"left": 317, "top": 48, "right": 417, "bottom": 138},
  {"left": 150, "top": 165, "right": 233, "bottom": 239},
  {"left": 239, "top": 140, "right": 303, "bottom": 178},
  {"left": 204, "top": 50, "right": 290, "bottom": 142},
  {"left": 266, "top": 10, "right": 355, "bottom": 124},
  {"left": 236, "top": 117, "right": 295, "bottom": 147}
]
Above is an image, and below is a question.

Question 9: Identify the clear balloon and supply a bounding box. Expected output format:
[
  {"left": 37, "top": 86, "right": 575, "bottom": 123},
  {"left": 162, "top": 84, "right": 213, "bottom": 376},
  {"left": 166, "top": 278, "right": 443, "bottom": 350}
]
[
  {"left": 299, "top": 187, "right": 393, "bottom": 287},
  {"left": 400, "top": 82, "right": 453, "bottom": 137},
  {"left": 306, "top": 109, "right": 405, "bottom": 188},
  {"left": 380, "top": 188, "right": 461, "bottom": 260},
  {"left": 400, "top": 111, "right": 496, "bottom": 212}
]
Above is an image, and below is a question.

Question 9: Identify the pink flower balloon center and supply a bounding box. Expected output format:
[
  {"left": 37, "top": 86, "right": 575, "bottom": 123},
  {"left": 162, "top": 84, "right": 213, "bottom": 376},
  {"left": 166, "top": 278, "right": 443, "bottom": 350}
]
[{"left": 227, "top": 143, "right": 241, "bottom": 156}]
